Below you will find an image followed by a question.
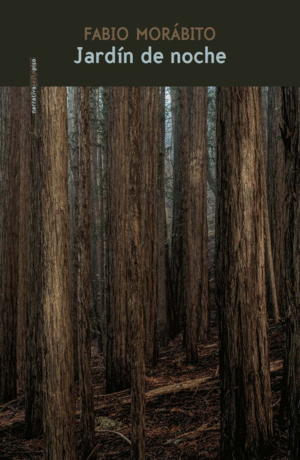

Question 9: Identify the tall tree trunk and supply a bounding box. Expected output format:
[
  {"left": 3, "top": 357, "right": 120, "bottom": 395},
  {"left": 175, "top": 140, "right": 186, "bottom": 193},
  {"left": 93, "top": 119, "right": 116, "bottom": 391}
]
[
  {"left": 17, "top": 87, "right": 31, "bottom": 394},
  {"left": 140, "top": 87, "right": 159, "bottom": 367},
  {"left": 171, "top": 87, "right": 184, "bottom": 337},
  {"left": 128, "top": 86, "right": 146, "bottom": 460},
  {"left": 0, "top": 87, "right": 20, "bottom": 404},
  {"left": 25, "top": 80, "right": 43, "bottom": 438},
  {"left": 106, "top": 87, "right": 131, "bottom": 393},
  {"left": 170, "top": 87, "right": 209, "bottom": 364},
  {"left": 90, "top": 87, "right": 105, "bottom": 353},
  {"left": 158, "top": 87, "right": 170, "bottom": 345},
  {"left": 216, "top": 87, "right": 273, "bottom": 459},
  {"left": 188, "top": 87, "right": 209, "bottom": 345},
  {"left": 42, "top": 87, "right": 77, "bottom": 460},
  {"left": 76, "top": 87, "right": 96, "bottom": 460},
  {"left": 68, "top": 87, "right": 79, "bottom": 382},
  {"left": 280, "top": 87, "right": 300, "bottom": 459},
  {"left": 268, "top": 87, "right": 286, "bottom": 317}
]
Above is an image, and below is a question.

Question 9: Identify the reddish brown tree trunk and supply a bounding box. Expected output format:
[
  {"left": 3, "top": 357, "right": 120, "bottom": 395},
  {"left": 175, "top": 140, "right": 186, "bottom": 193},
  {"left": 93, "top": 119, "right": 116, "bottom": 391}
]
[
  {"left": 76, "top": 87, "right": 96, "bottom": 459},
  {"left": 106, "top": 87, "right": 131, "bottom": 393},
  {"left": 0, "top": 87, "right": 21, "bottom": 404},
  {"left": 267, "top": 87, "right": 286, "bottom": 317},
  {"left": 280, "top": 87, "right": 300, "bottom": 460},
  {"left": 128, "top": 86, "right": 146, "bottom": 460},
  {"left": 140, "top": 87, "right": 159, "bottom": 367},
  {"left": 17, "top": 87, "right": 31, "bottom": 394},
  {"left": 216, "top": 87, "right": 273, "bottom": 459},
  {"left": 42, "top": 87, "right": 77, "bottom": 460}
]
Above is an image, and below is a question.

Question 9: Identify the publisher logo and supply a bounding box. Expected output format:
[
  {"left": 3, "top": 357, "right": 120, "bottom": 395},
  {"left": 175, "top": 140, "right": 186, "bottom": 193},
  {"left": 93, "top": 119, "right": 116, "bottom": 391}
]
[{"left": 30, "top": 58, "right": 37, "bottom": 114}]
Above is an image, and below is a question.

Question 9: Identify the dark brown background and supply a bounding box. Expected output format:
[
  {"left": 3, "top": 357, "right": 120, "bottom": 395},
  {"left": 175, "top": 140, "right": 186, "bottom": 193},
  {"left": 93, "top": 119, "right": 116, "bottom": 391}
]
[{"left": 1, "top": 1, "right": 299, "bottom": 86}]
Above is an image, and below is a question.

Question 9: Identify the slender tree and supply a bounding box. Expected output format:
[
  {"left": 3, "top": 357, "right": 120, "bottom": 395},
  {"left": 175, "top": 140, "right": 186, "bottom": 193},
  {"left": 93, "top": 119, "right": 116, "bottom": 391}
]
[
  {"left": 171, "top": 87, "right": 184, "bottom": 336},
  {"left": 170, "top": 87, "right": 208, "bottom": 363},
  {"left": 90, "top": 87, "right": 105, "bottom": 353},
  {"left": 41, "top": 87, "right": 77, "bottom": 460},
  {"left": 280, "top": 87, "right": 300, "bottom": 459},
  {"left": 106, "top": 87, "right": 131, "bottom": 393},
  {"left": 17, "top": 87, "right": 31, "bottom": 393},
  {"left": 25, "top": 79, "right": 43, "bottom": 438},
  {"left": 128, "top": 86, "right": 146, "bottom": 460},
  {"left": 75, "top": 87, "right": 96, "bottom": 460},
  {"left": 268, "top": 87, "right": 286, "bottom": 316},
  {"left": 186, "top": 87, "right": 209, "bottom": 362},
  {"left": 0, "top": 87, "right": 21, "bottom": 404},
  {"left": 158, "top": 87, "right": 170, "bottom": 344},
  {"left": 140, "top": 87, "right": 159, "bottom": 366},
  {"left": 68, "top": 87, "right": 79, "bottom": 382},
  {"left": 216, "top": 87, "right": 273, "bottom": 459}
]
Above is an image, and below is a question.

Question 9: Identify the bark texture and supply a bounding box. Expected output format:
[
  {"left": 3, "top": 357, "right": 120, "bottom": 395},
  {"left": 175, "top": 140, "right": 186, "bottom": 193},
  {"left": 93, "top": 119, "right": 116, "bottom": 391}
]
[
  {"left": 216, "top": 87, "right": 273, "bottom": 459},
  {"left": 128, "top": 87, "right": 146, "bottom": 460},
  {"left": 106, "top": 87, "right": 131, "bottom": 393},
  {"left": 17, "top": 87, "right": 31, "bottom": 394},
  {"left": 68, "top": 87, "right": 79, "bottom": 382},
  {"left": 0, "top": 87, "right": 20, "bottom": 404},
  {"left": 25, "top": 83, "right": 43, "bottom": 438},
  {"left": 76, "top": 87, "right": 96, "bottom": 460},
  {"left": 268, "top": 87, "right": 286, "bottom": 316},
  {"left": 140, "top": 87, "right": 159, "bottom": 367},
  {"left": 186, "top": 87, "right": 209, "bottom": 357},
  {"left": 41, "top": 87, "right": 77, "bottom": 460},
  {"left": 281, "top": 87, "right": 300, "bottom": 460},
  {"left": 158, "top": 87, "right": 170, "bottom": 345}
]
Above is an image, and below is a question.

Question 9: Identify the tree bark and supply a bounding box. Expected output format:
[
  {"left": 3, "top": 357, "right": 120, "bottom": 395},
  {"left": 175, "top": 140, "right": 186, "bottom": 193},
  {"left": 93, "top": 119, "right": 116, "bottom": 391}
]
[
  {"left": 280, "top": 87, "right": 300, "bottom": 460},
  {"left": 90, "top": 87, "right": 105, "bottom": 353},
  {"left": 128, "top": 86, "right": 146, "bottom": 460},
  {"left": 41, "top": 87, "right": 77, "bottom": 460},
  {"left": 171, "top": 87, "right": 184, "bottom": 336},
  {"left": 25, "top": 81, "right": 43, "bottom": 438},
  {"left": 76, "top": 87, "right": 96, "bottom": 460},
  {"left": 106, "top": 87, "right": 131, "bottom": 393},
  {"left": 216, "top": 87, "right": 273, "bottom": 459},
  {"left": 0, "top": 87, "right": 20, "bottom": 404},
  {"left": 68, "top": 87, "right": 79, "bottom": 382},
  {"left": 267, "top": 87, "right": 286, "bottom": 317},
  {"left": 158, "top": 87, "right": 170, "bottom": 345},
  {"left": 17, "top": 87, "right": 31, "bottom": 394},
  {"left": 140, "top": 87, "right": 159, "bottom": 367},
  {"left": 188, "top": 87, "right": 209, "bottom": 345}
]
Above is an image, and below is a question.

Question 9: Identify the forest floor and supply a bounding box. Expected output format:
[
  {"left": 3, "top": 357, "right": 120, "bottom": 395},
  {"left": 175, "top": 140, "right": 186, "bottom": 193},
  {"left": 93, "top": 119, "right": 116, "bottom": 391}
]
[{"left": 0, "top": 315, "right": 289, "bottom": 459}]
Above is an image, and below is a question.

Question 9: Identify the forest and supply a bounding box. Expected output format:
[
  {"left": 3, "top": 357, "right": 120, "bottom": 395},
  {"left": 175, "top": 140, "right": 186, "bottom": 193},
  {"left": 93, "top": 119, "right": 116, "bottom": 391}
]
[{"left": 0, "top": 86, "right": 299, "bottom": 460}]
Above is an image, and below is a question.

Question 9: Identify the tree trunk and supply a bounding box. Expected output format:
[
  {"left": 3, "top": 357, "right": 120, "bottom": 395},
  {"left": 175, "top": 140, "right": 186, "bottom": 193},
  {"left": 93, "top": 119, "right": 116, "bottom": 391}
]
[
  {"left": 42, "top": 87, "right": 77, "bottom": 460},
  {"left": 188, "top": 87, "right": 209, "bottom": 345},
  {"left": 128, "top": 86, "right": 146, "bottom": 460},
  {"left": 171, "top": 87, "right": 184, "bottom": 336},
  {"left": 216, "top": 87, "right": 273, "bottom": 459},
  {"left": 267, "top": 87, "right": 286, "bottom": 317},
  {"left": 76, "top": 87, "right": 96, "bottom": 460},
  {"left": 140, "top": 87, "right": 159, "bottom": 367},
  {"left": 280, "top": 87, "right": 300, "bottom": 460},
  {"left": 0, "top": 87, "right": 20, "bottom": 404},
  {"left": 68, "top": 87, "right": 79, "bottom": 382},
  {"left": 158, "top": 87, "right": 170, "bottom": 345},
  {"left": 25, "top": 81, "right": 43, "bottom": 438},
  {"left": 17, "top": 87, "right": 31, "bottom": 394},
  {"left": 106, "top": 87, "right": 131, "bottom": 393},
  {"left": 90, "top": 87, "right": 105, "bottom": 353}
]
